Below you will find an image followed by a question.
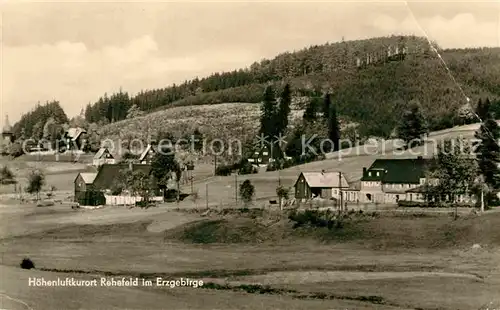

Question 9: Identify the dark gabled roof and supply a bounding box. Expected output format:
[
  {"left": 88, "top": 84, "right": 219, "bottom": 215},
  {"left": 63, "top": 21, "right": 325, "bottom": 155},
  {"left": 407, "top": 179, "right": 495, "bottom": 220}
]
[
  {"left": 361, "top": 158, "right": 434, "bottom": 184},
  {"left": 139, "top": 144, "right": 157, "bottom": 162},
  {"left": 94, "top": 147, "right": 114, "bottom": 160},
  {"left": 93, "top": 164, "right": 152, "bottom": 190}
]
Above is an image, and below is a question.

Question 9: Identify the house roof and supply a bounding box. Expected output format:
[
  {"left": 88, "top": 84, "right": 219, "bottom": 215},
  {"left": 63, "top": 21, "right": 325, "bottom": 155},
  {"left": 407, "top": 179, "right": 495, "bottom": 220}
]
[
  {"left": 93, "top": 164, "right": 152, "bottom": 190},
  {"left": 94, "top": 147, "right": 114, "bottom": 160},
  {"left": 295, "top": 171, "right": 349, "bottom": 188},
  {"left": 66, "top": 127, "right": 87, "bottom": 141},
  {"left": 76, "top": 172, "right": 97, "bottom": 184},
  {"left": 139, "top": 144, "right": 157, "bottom": 162},
  {"left": 361, "top": 158, "right": 434, "bottom": 184}
]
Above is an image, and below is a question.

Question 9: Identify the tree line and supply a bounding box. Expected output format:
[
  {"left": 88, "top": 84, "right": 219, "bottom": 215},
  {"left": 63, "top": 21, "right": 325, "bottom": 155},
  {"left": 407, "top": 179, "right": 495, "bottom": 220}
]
[{"left": 82, "top": 35, "right": 427, "bottom": 124}]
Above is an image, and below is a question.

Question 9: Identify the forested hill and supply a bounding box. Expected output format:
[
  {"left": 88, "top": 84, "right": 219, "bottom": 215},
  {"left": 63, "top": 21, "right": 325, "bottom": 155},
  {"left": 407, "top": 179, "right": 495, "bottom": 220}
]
[{"left": 13, "top": 35, "right": 500, "bottom": 140}]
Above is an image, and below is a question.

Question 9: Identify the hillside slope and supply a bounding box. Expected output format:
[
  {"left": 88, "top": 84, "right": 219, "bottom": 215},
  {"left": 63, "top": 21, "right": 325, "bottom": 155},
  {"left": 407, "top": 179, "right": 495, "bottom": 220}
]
[{"left": 96, "top": 36, "right": 500, "bottom": 147}]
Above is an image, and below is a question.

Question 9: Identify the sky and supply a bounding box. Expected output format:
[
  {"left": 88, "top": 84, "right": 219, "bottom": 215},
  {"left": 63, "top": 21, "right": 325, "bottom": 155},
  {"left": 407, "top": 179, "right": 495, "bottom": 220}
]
[{"left": 1, "top": 0, "right": 499, "bottom": 126}]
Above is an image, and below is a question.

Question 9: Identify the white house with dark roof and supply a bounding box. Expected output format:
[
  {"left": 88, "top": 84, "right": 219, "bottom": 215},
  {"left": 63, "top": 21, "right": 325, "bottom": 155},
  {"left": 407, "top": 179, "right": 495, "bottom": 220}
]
[
  {"left": 93, "top": 147, "right": 116, "bottom": 167},
  {"left": 294, "top": 170, "right": 349, "bottom": 200},
  {"left": 64, "top": 127, "right": 87, "bottom": 150},
  {"left": 139, "top": 144, "right": 157, "bottom": 164}
]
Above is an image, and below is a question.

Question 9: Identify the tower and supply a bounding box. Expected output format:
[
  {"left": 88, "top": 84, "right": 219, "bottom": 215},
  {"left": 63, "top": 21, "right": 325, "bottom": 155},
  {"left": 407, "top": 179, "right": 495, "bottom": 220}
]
[{"left": 2, "top": 115, "right": 13, "bottom": 143}]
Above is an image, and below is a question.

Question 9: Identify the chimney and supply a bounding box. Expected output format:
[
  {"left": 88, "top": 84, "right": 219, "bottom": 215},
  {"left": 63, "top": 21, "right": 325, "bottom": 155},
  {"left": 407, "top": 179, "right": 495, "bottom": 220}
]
[
  {"left": 417, "top": 156, "right": 423, "bottom": 160},
  {"left": 363, "top": 167, "right": 367, "bottom": 175}
]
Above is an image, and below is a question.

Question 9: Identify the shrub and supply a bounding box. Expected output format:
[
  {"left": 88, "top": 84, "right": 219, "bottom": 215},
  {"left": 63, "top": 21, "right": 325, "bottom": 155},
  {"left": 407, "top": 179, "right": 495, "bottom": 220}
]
[
  {"left": 10, "top": 142, "right": 24, "bottom": 158},
  {"left": 276, "top": 186, "right": 289, "bottom": 200},
  {"left": 288, "top": 209, "right": 345, "bottom": 230},
  {"left": 20, "top": 258, "right": 35, "bottom": 269},
  {"left": 239, "top": 180, "right": 255, "bottom": 204},
  {"left": 215, "top": 165, "right": 232, "bottom": 176},
  {"left": 238, "top": 161, "right": 257, "bottom": 175},
  {"left": 0, "top": 166, "right": 16, "bottom": 184}
]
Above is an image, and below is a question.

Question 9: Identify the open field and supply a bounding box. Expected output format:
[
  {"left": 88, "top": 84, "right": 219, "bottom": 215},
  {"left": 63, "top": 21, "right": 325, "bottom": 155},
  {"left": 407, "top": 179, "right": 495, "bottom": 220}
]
[{"left": 1, "top": 204, "right": 500, "bottom": 309}]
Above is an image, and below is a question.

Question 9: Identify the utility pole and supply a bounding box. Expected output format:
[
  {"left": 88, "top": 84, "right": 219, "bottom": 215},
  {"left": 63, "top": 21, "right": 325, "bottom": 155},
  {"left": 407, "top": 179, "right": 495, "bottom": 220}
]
[
  {"left": 206, "top": 183, "right": 208, "bottom": 209},
  {"left": 481, "top": 187, "right": 485, "bottom": 213},
  {"left": 235, "top": 174, "right": 238, "bottom": 205},
  {"left": 214, "top": 154, "right": 217, "bottom": 176},
  {"left": 338, "top": 172, "right": 342, "bottom": 212}
]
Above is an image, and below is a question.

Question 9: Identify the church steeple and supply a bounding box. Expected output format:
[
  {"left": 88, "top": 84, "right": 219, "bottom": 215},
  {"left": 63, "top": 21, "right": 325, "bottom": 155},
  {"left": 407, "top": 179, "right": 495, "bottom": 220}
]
[{"left": 2, "top": 115, "right": 12, "bottom": 134}]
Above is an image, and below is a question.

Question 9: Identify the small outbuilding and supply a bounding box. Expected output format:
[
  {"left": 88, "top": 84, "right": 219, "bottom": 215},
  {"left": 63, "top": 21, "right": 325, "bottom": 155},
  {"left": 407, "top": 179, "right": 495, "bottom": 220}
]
[{"left": 74, "top": 172, "right": 97, "bottom": 201}]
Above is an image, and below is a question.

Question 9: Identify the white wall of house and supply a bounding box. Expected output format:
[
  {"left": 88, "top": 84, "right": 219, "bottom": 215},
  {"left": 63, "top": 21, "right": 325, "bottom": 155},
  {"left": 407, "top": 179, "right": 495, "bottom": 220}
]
[
  {"left": 342, "top": 190, "right": 360, "bottom": 202},
  {"left": 405, "top": 192, "right": 476, "bottom": 204},
  {"left": 361, "top": 181, "right": 382, "bottom": 191},
  {"left": 93, "top": 158, "right": 116, "bottom": 167}
]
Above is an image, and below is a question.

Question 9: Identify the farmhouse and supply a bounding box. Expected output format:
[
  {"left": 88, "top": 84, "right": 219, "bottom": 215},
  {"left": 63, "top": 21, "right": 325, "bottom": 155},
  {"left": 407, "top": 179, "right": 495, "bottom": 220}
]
[
  {"left": 74, "top": 172, "right": 97, "bottom": 201},
  {"left": 74, "top": 163, "right": 163, "bottom": 205},
  {"left": 248, "top": 144, "right": 283, "bottom": 166},
  {"left": 65, "top": 127, "right": 87, "bottom": 150},
  {"left": 139, "top": 144, "right": 157, "bottom": 164},
  {"left": 294, "top": 171, "right": 349, "bottom": 200},
  {"left": 356, "top": 157, "right": 435, "bottom": 204},
  {"left": 93, "top": 147, "right": 116, "bottom": 167}
]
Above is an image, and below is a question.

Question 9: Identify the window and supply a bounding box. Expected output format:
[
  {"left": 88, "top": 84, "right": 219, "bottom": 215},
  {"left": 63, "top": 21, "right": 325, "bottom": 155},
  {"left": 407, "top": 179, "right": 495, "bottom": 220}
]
[
  {"left": 376, "top": 172, "right": 380, "bottom": 177},
  {"left": 368, "top": 172, "right": 372, "bottom": 177},
  {"left": 263, "top": 152, "right": 268, "bottom": 155}
]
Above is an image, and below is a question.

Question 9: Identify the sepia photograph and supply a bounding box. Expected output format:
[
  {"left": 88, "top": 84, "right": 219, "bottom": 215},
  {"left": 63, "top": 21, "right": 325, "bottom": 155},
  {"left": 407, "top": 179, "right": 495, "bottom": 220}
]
[{"left": 1, "top": 0, "right": 500, "bottom": 309}]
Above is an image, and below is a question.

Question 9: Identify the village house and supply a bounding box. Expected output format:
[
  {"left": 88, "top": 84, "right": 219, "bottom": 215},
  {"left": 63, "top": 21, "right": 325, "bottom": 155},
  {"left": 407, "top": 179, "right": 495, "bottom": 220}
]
[
  {"left": 248, "top": 144, "right": 283, "bottom": 166},
  {"left": 294, "top": 170, "right": 349, "bottom": 200},
  {"left": 74, "top": 172, "right": 97, "bottom": 201},
  {"left": 341, "top": 157, "right": 476, "bottom": 205},
  {"left": 138, "top": 144, "right": 157, "bottom": 164},
  {"left": 64, "top": 127, "right": 87, "bottom": 150},
  {"left": 354, "top": 157, "right": 433, "bottom": 204},
  {"left": 74, "top": 163, "right": 163, "bottom": 205},
  {"left": 93, "top": 147, "right": 116, "bottom": 167}
]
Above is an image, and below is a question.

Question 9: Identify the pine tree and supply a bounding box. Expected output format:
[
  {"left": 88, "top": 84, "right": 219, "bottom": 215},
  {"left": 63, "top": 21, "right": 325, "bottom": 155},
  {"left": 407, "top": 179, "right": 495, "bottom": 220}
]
[
  {"left": 475, "top": 109, "right": 500, "bottom": 189},
  {"left": 277, "top": 84, "right": 291, "bottom": 136},
  {"left": 396, "top": 100, "right": 428, "bottom": 148},
  {"left": 476, "top": 98, "right": 484, "bottom": 120},
  {"left": 322, "top": 93, "right": 331, "bottom": 119},
  {"left": 303, "top": 97, "right": 320, "bottom": 122},
  {"left": 327, "top": 102, "right": 341, "bottom": 152},
  {"left": 126, "top": 104, "right": 145, "bottom": 119},
  {"left": 259, "top": 85, "right": 277, "bottom": 140},
  {"left": 483, "top": 98, "right": 492, "bottom": 120}
]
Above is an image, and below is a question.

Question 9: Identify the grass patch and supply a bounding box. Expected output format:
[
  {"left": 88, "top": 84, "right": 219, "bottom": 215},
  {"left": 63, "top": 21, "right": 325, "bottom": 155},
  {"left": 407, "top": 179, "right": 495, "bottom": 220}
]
[{"left": 201, "top": 282, "right": 387, "bottom": 306}]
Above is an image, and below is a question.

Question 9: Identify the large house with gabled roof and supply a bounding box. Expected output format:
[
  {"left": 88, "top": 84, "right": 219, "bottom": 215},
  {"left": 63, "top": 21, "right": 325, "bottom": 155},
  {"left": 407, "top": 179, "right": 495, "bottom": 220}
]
[
  {"left": 341, "top": 156, "right": 474, "bottom": 204},
  {"left": 358, "top": 157, "right": 435, "bottom": 203}
]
